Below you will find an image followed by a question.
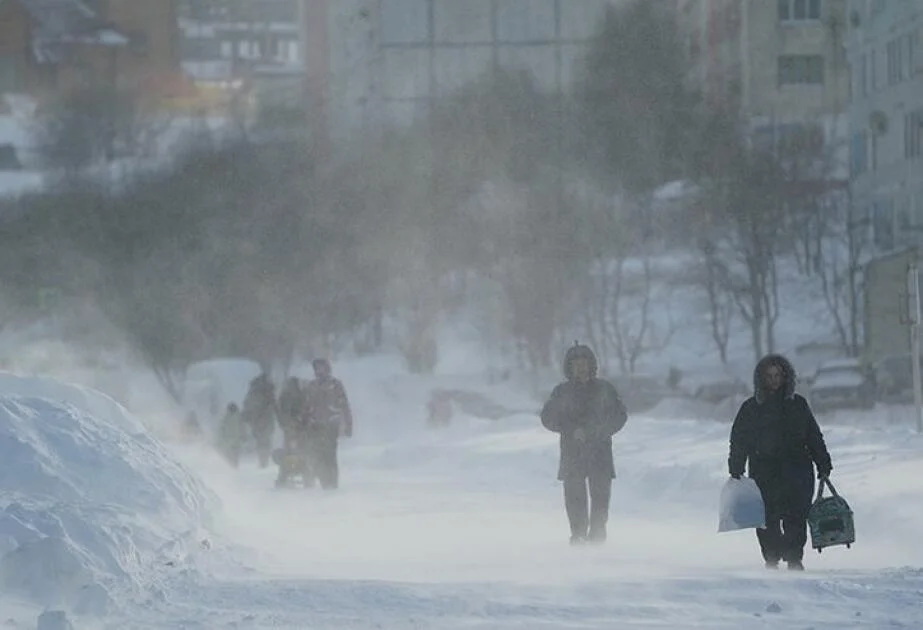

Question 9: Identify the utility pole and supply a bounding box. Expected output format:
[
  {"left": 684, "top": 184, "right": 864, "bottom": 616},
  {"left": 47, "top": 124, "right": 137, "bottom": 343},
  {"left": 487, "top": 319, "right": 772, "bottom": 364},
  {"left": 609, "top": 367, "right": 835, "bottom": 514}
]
[{"left": 908, "top": 261, "right": 923, "bottom": 432}]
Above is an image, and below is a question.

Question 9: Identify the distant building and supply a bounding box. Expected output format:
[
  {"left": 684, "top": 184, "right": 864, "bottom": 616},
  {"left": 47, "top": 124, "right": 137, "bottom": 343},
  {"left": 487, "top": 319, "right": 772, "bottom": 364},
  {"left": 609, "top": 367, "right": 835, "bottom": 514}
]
[
  {"left": 0, "top": 0, "right": 182, "bottom": 101},
  {"left": 845, "top": 0, "right": 923, "bottom": 252},
  {"left": 301, "top": 0, "right": 612, "bottom": 148},
  {"left": 178, "top": 0, "right": 303, "bottom": 113},
  {"left": 677, "top": 0, "right": 849, "bottom": 178}
]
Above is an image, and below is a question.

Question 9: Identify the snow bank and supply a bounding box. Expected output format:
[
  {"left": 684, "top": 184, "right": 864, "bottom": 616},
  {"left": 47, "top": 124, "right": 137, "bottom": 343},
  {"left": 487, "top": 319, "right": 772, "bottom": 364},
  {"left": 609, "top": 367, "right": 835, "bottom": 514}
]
[{"left": 0, "top": 372, "right": 217, "bottom": 615}]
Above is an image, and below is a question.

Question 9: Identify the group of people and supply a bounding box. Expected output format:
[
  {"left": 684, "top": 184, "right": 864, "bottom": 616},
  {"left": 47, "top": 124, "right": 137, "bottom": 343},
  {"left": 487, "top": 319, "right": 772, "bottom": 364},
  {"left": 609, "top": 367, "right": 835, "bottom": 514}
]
[
  {"left": 541, "top": 343, "right": 834, "bottom": 570},
  {"left": 215, "top": 358, "right": 354, "bottom": 490}
]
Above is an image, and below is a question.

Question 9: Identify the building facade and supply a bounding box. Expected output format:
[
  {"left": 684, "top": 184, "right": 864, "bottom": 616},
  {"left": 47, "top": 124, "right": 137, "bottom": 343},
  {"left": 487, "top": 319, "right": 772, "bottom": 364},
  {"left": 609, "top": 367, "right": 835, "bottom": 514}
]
[
  {"left": 0, "top": 0, "right": 181, "bottom": 102},
  {"left": 179, "top": 0, "right": 303, "bottom": 110},
  {"left": 678, "top": 0, "right": 848, "bottom": 170},
  {"left": 846, "top": 0, "right": 923, "bottom": 252},
  {"left": 302, "top": 0, "right": 612, "bottom": 148}
]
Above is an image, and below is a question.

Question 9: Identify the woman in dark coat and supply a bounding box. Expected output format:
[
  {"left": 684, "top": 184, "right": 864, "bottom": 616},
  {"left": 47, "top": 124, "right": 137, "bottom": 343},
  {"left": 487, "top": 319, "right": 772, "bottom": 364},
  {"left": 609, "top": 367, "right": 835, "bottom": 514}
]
[{"left": 728, "top": 353, "right": 833, "bottom": 570}]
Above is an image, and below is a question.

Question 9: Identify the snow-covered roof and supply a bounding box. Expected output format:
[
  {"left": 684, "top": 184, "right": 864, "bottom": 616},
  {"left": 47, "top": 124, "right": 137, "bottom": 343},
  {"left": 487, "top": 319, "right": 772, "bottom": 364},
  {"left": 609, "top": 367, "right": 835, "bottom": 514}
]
[
  {"left": 816, "top": 357, "right": 863, "bottom": 371},
  {"left": 17, "top": 0, "right": 129, "bottom": 63},
  {"left": 653, "top": 179, "right": 699, "bottom": 202},
  {"left": 17, "top": 0, "right": 99, "bottom": 37}
]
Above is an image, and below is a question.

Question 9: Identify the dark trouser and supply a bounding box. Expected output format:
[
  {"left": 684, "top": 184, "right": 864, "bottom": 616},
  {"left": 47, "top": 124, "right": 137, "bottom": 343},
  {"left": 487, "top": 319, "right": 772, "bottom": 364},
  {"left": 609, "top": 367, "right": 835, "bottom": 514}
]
[
  {"left": 254, "top": 430, "right": 272, "bottom": 468},
  {"left": 563, "top": 473, "right": 611, "bottom": 541},
  {"left": 756, "top": 482, "right": 808, "bottom": 563},
  {"left": 310, "top": 425, "right": 340, "bottom": 490}
]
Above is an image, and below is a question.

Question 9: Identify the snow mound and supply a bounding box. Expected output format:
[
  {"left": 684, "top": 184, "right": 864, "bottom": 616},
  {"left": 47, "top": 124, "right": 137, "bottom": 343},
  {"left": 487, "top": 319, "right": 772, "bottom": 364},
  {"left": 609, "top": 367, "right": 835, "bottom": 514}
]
[
  {"left": 36, "top": 610, "right": 73, "bottom": 630},
  {"left": 0, "top": 373, "right": 217, "bottom": 614}
]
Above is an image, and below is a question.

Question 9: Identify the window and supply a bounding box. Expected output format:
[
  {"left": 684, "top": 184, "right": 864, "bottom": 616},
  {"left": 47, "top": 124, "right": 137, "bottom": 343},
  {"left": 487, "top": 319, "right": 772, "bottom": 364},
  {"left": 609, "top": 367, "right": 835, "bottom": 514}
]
[
  {"left": 847, "top": 59, "right": 853, "bottom": 102},
  {"left": 0, "top": 56, "right": 17, "bottom": 92},
  {"left": 778, "top": 122, "right": 825, "bottom": 156},
  {"left": 886, "top": 36, "right": 911, "bottom": 85},
  {"left": 752, "top": 125, "right": 776, "bottom": 152},
  {"left": 850, "top": 130, "right": 867, "bottom": 175},
  {"left": 778, "top": 55, "right": 825, "bottom": 85},
  {"left": 870, "top": 48, "right": 878, "bottom": 90},
  {"left": 911, "top": 30, "right": 923, "bottom": 77},
  {"left": 779, "top": 0, "right": 822, "bottom": 21},
  {"left": 181, "top": 37, "right": 220, "bottom": 60},
  {"left": 888, "top": 39, "right": 901, "bottom": 84},
  {"left": 905, "top": 109, "right": 923, "bottom": 159},
  {"left": 871, "top": 131, "right": 879, "bottom": 171},
  {"left": 872, "top": 199, "right": 894, "bottom": 251},
  {"left": 860, "top": 52, "right": 868, "bottom": 95},
  {"left": 871, "top": 0, "right": 886, "bottom": 21}
]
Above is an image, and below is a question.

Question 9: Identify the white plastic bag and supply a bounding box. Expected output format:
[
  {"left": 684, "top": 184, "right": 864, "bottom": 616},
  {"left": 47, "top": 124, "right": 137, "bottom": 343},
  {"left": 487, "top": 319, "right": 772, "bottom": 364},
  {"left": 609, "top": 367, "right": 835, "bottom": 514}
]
[{"left": 718, "top": 477, "right": 765, "bottom": 532}]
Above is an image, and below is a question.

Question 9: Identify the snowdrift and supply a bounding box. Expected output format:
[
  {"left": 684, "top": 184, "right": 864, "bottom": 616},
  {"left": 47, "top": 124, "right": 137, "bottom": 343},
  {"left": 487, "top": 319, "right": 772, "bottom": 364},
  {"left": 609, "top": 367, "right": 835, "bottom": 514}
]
[{"left": 0, "top": 372, "right": 217, "bottom": 614}]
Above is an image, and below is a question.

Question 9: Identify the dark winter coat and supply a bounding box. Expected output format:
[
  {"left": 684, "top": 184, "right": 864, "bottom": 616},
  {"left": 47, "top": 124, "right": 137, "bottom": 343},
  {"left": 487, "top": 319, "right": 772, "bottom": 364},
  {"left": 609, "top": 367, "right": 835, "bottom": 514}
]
[
  {"left": 305, "top": 376, "right": 353, "bottom": 437},
  {"left": 242, "top": 375, "right": 277, "bottom": 436},
  {"left": 278, "top": 378, "right": 307, "bottom": 432},
  {"left": 217, "top": 408, "right": 246, "bottom": 450},
  {"left": 540, "top": 345, "right": 628, "bottom": 480},
  {"left": 728, "top": 354, "right": 833, "bottom": 515}
]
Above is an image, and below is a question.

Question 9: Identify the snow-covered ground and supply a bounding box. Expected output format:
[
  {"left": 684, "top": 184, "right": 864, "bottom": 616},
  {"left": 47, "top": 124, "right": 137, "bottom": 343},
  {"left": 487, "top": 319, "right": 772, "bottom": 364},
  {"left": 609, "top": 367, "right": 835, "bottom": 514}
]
[{"left": 0, "top": 353, "right": 921, "bottom": 629}]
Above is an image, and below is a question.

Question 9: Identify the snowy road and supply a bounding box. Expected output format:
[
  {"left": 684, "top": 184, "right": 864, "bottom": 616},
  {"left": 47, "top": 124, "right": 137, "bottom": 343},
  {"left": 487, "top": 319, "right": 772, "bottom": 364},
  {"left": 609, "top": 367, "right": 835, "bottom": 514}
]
[
  {"left": 3, "top": 364, "right": 921, "bottom": 629},
  {"left": 152, "top": 404, "right": 923, "bottom": 630}
]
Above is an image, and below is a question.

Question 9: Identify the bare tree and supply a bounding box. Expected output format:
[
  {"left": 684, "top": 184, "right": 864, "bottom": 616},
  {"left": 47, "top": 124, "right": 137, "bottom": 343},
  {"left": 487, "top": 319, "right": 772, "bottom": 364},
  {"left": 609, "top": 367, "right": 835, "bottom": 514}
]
[
  {"left": 813, "top": 190, "right": 867, "bottom": 356},
  {"left": 695, "top": 237, "right": 734, "bottom": 364},
  {"left": 608, "top": 254, "right": 678, "bottom": 374},
  {"left": 31, "top": 83, "right": 166, "bottom": 176},
  {"left": 578, "top": 0, "right": 698, "bottom": 197},
  {"left": 693, "top": 118, "right": 788, "bottom": 363}
]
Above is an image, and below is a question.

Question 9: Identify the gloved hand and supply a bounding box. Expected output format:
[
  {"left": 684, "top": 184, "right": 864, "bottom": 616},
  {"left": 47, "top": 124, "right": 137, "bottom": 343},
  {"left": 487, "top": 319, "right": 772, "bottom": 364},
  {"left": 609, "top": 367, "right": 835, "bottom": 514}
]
[
  {"left": 573, "top": 427, "right": 587, "bottom": 442},
  {"left": 817, "top": 465, "right": 832, "bottom": 480},
  {"left": 343, "top": 425, "right": 353, "bottom": 438},
  {"left": 730, "top": 473, "right": 742, "bottom": 480}
]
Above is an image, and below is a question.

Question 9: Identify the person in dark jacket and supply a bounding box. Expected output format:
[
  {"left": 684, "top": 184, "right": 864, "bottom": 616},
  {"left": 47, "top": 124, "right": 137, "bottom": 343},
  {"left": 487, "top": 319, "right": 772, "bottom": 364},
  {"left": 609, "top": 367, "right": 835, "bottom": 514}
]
[
  {"left": 728, "top": 353, "right": 833, "bottom": 571},
  {"left": 216, "top": 402, "right": 246, "bottom": 468},
  {"left": 242, "top": 373, "right": 278, "bottom": 468},
  {"left": 278, "top": 377, "right": 308, "bottom": 448},
  {"left": 304, "top": 358, "right": 353, "bottom": 490},
  {"left": 541, "top": 343, "right": 628, "bottom": 545},
  {"left": 274, "top": 376, "right": 313, "bottom": 487}
]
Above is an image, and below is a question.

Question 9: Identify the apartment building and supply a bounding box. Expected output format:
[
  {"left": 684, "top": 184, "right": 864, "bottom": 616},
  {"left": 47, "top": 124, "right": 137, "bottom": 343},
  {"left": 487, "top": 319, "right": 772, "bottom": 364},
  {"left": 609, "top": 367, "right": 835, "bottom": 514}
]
[
  {"left": 846, "top": 0, "right": 923, "bottom": 252},
  {"left": 678, "top": 0, "right": 848, "bottom": 170},
  {"left": 0, "top": 0, "right": 180, "bottom": 101},
  {"left": 179, "top": 0, "right": 303, "bottom": 109},
  {"left": 302, "top": 0, "right": 611, "bottom": 148}
]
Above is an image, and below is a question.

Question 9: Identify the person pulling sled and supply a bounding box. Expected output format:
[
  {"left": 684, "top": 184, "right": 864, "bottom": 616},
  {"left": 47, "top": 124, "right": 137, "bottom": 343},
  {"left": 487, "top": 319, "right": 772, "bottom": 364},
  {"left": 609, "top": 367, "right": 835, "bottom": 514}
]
[{"left": 273, "top": 376, "right": 314, "bottom": 488}]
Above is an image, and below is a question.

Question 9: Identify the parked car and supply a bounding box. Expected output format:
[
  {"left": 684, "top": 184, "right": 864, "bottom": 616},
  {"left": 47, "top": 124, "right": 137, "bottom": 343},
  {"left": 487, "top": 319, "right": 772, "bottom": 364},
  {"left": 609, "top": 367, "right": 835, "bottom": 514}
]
[
  {"left": 611, "top": 374, "right": 674, "bottom": 414},
  {"left": 693, "top": 380, "right": 750, "bottom": 405},
  {"left": 871, "top": 354, "right": 923, "bottom": 403},
  {"left": 808, "top": 358, "right": 875, "bottom": 412}
]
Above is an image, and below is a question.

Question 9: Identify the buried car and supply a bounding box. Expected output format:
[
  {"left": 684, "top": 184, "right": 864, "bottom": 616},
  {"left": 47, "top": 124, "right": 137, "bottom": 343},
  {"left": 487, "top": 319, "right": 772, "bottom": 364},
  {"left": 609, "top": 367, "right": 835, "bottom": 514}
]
[
  {"left": 808, "top": 358, "right": 875, "bottom": 412},
  {"left": 871, "top": 353, "right": 923, "bottom": 403}
]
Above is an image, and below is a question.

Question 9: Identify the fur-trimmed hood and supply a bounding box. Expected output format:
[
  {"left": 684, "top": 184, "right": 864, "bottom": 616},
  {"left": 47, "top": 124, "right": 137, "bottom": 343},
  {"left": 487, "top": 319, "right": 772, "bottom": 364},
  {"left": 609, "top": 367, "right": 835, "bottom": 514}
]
[
  {"left": 753, "top": 353, "right": 796, "bottom": 403},
  {"left": 563, "top": 343, "right": 598, "bottom": 380}
]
